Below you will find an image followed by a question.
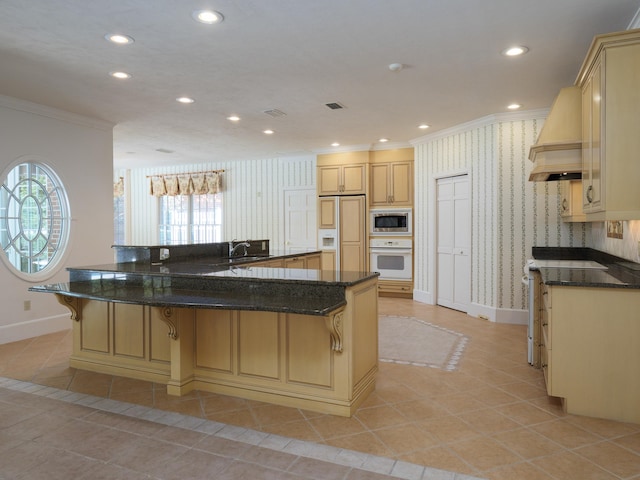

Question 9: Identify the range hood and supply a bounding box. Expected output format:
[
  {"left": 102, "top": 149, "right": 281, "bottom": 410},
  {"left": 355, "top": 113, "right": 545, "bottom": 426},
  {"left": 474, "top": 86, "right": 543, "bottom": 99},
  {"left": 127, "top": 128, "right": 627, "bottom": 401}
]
[{"left": 528, "top": 86, "right": 582, "bottom": 181}]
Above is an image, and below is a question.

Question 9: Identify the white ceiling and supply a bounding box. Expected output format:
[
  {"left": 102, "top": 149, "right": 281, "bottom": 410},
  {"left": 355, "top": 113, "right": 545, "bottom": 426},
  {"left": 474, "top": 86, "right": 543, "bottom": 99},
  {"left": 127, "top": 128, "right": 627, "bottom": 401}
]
[{"left": 0, "top": 0, "right": 638, "bottom": 169}]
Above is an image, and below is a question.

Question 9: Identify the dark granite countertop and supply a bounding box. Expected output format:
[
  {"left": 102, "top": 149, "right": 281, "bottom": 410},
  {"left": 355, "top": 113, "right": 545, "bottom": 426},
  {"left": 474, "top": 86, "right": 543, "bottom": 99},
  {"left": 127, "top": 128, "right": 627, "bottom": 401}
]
[
  {"left": 29, "top": 279, "right": 347, "bottom": 316},
  {"left": 531, "top": 247, "right": 640, "bottom": 289},
  {"left": 29, "top": 252, "right": 379, "bottom": 316}
]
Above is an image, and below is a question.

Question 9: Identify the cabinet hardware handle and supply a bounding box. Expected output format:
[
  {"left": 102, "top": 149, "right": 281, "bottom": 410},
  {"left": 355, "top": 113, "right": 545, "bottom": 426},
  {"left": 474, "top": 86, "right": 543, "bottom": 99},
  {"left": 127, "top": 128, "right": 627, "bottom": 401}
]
[
  {"left": 586, "top": 185, "right": 594, "bottom": 203},
  {"left": 542, "top": 363, "right": 548, "bottom": 368},
  {"left": 542, "top": 323, "right": 548, "bottom": 327}
]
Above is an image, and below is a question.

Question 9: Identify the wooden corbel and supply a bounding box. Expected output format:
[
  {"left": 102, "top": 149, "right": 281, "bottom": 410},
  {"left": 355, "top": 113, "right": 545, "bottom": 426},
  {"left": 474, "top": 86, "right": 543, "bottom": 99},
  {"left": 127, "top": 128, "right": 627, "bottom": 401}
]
[
  {"left": 324, "top": 311, "right": 344, "bottom": 353},
  {"left": 155, "top": 306, "right": 178, "bottom": 340},
  {"left": 54, "top": 294, "right": 81, "bottom": 321}
]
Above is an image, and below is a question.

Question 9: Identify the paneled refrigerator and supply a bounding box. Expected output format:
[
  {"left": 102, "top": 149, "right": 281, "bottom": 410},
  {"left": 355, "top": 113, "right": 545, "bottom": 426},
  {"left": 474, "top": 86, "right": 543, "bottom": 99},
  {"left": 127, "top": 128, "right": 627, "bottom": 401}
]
[{"left": 318, "top": 195, "right": 367, "bottom": 272}]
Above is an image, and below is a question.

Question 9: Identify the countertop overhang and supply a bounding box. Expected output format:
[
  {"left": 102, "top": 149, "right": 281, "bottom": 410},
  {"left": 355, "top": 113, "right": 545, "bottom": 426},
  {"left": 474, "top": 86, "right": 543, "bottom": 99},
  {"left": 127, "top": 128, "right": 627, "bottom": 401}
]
[{"left": 30, "top": 254, "right": 379, "bottom": 316}]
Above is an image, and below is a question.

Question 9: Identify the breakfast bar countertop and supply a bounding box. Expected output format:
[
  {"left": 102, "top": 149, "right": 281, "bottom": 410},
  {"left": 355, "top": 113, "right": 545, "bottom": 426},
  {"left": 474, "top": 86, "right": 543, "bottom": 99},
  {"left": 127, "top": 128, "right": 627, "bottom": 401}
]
[{"left": 29, "top": 253, "right": 379, "bottom": 316}]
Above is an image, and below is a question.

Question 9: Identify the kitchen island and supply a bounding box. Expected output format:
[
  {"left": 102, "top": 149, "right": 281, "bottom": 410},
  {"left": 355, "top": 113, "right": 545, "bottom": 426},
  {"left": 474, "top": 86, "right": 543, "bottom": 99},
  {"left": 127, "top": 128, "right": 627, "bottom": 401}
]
[{"left": 30, "top": 249, "right": 379, "bottom": 417}]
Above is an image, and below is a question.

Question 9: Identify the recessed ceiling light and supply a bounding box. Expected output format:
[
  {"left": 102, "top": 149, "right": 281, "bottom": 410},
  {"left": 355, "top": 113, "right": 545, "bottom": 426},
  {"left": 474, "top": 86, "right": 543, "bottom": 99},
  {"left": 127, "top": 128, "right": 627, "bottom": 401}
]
[
  {"left": 176, "top": 97, "right": 195, "bottom": 104},
  {"left": 418, "top": 124, "right": 430, "bottom": 130},
  {"left": 192, "top": 10, "right": 224, "bottom": 24},
  {"left": 507, "top": 103, "right": 522, "bottom": 110},
  {"left": 227, "top": 115, "right": 240, "bottom": 122},
  {"left": 502, "top": 46, "right": 529, "bottom": 57},
  {"left": 379, "top": 138, "right": 389, "bottom": 143},
  {"left": 105, "top": 33, "right": 134, "bottom": 45},
  {"left": 263, "top": 129, "right": 274, "bottom": 135},
  {"left": 331, "top": 142, "right": 340, "bottom": 147},
  {"left": 110, "top": 71, "right": 131, "bottom": 79}
]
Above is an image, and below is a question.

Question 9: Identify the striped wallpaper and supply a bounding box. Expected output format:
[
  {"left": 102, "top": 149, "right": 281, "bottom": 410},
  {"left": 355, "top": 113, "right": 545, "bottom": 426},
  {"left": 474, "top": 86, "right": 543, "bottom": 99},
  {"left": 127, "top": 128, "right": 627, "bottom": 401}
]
[
  {"left": 118, "top": 108, "right": 640, "bottom": 323},
  {"left": 117, "top": 155, "right": 316, "bottom": 249},
  {"left": 413, "top": 111, "right": 589, "bottom": 321}
]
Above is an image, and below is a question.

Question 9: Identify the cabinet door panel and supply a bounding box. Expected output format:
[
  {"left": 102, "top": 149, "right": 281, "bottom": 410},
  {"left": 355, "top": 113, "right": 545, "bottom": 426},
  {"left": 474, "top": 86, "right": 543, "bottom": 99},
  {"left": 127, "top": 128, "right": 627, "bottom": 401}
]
[
  {"left": 319, "top": 197, "right": 336, "bottom": 228},
  {"left": 238, "top": 311, "right": 280, "bottom": 379},
  {"left": 113, "top": 304, "right": 145, "bottom": 358},
  {"left": 318, "top": 166, "right": 341, "bottom": 195},
  {"left": 390, "top": 162, "right": 412, "bottom": 204},
  {"left": 370, "top": 164, "right": 390, "bottom": 204},
  {"left": 195, "top": 310, "right": 233, "bottom": 372},
  {"left": 342, "top": 164, "right": 366, "bottom": 194}
]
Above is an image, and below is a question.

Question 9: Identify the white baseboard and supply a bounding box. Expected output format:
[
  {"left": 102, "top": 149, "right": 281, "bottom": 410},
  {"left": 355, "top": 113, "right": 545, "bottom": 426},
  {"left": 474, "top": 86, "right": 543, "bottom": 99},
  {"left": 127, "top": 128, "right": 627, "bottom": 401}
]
[
  {"left": 413, "top": 293, "right": 528, "bottom": 325},
  {"left": 0, "top": 315, "right": 70, "bottom": 344},
  {"left": 468, "top": 303, "right": 528, "bottom": 325},
  {"left": 413, "top": 289, "right": 433, "bottom": 305}
]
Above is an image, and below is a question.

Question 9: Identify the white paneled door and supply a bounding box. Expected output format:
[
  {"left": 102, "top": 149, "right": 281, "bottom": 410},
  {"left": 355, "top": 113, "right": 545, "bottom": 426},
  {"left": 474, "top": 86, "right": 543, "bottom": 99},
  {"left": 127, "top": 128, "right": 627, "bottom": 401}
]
[
  {"left": 437, "top": 175, "right": 471, "bottom": 313},
  {"left": 284, "top": 188, "right": 317, "bottom": 254}
]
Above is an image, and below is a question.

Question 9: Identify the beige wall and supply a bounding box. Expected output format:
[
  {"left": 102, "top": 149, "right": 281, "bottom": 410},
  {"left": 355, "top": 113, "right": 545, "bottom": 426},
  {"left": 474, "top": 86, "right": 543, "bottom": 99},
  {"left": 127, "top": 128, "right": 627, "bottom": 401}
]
[{"left": 0, "top": 96, "right": 114, "bottom": 343}]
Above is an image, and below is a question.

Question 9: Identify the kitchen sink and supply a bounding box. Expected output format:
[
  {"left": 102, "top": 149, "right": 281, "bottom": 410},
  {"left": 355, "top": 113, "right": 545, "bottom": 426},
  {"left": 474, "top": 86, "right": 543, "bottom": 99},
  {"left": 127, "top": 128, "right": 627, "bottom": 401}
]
[{"left": 223, "top": 256, "right": 267, "bottom": 264}]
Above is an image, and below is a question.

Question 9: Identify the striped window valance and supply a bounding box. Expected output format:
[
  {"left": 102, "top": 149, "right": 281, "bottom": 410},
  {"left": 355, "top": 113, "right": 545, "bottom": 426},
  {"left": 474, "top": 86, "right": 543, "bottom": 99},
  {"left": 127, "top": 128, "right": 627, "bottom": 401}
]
[{"left": 148, "top": 170, "right": 224, "bottom": 197}]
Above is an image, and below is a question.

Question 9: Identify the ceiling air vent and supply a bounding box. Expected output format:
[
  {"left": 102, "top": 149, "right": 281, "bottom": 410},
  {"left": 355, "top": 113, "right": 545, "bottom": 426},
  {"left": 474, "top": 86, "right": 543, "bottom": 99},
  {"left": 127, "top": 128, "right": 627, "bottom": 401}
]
[
  {"left": 325, "top": 102, "right": 345, "bottom": 110},
  {"left": 263, "top": 109, "right": 286, "bottom": 118}
]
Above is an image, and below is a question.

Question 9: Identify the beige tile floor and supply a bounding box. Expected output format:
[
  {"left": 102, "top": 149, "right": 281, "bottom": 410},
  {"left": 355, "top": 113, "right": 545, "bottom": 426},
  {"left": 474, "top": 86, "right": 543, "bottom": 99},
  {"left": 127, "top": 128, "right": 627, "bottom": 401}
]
[{"left": 1, "top": 297, "right": 640, "bottom": 479}]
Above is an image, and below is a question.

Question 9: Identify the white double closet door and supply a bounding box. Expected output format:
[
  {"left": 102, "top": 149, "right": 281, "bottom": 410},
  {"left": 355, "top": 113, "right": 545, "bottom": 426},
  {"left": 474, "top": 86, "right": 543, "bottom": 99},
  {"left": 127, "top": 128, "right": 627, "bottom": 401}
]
[{"left": 436, "top": 175, "right": 471, "bottom": 313}]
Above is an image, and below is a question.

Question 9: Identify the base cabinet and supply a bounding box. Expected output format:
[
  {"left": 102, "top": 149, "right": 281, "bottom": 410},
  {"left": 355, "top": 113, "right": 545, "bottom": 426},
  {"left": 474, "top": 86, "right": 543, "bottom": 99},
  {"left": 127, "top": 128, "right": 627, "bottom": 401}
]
[
  {"left": 63, "top": 277, "right": 378, "bottom": 417},
  {"left": 540, "top": 283, "right": 640, "bottom": 423},
  {"left": 377, "top": 280, "right": 413, "bottom": 298}
]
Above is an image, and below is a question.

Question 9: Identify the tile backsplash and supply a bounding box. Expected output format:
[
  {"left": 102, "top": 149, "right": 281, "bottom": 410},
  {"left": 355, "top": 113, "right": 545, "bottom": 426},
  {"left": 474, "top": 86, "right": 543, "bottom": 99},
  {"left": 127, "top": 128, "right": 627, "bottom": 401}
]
[{"left": 591, "top": 220, "right": 640, "bottom": 262}]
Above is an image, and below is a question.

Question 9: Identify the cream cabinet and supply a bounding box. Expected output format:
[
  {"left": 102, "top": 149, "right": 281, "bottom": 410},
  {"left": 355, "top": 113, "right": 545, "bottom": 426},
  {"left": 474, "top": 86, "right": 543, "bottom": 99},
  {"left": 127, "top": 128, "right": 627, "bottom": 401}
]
[
  {"left": 559, "top": 180, "right": 586, "bottom": 222},
  {"left": 577, "top": 29, "right": 640, "bottom": 220},
  {"left": 318, "top": 197, "right": 336, "bottom": 229},
  {"left": 370, "top": 161, "right": 413, "bottom": 206},
  {"left": 377, "top": 280, "right": 413, "bottom": 298},
  {"left": 317, "top": 164, "right": 366, "bottom": 196},
  {"left": 283, "top": 252, "right": 322, "bottom": 270},
  {"left": 539, "top": 282, "right": 640, "bottom": 423}
]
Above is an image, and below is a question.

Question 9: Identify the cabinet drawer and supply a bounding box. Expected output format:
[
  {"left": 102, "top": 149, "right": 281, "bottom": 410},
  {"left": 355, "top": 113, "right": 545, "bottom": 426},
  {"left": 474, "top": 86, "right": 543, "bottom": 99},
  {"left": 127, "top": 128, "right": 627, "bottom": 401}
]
[{"left": 377, "top": 280, "right": 413, "bottom": 297}]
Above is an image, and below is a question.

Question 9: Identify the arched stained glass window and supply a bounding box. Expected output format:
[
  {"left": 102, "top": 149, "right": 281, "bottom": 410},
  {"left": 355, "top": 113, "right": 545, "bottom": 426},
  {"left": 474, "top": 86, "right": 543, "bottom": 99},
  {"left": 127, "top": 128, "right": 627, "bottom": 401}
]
[{"left": 0, "top": 160, "right": 70, "bottom": 279}]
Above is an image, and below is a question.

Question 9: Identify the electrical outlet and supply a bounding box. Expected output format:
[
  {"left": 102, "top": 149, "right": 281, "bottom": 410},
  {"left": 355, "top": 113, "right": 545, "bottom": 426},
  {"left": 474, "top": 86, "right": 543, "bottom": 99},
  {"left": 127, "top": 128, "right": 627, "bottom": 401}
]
[{"left": 23, "top": 300, "right": 31, "bottom": 311}]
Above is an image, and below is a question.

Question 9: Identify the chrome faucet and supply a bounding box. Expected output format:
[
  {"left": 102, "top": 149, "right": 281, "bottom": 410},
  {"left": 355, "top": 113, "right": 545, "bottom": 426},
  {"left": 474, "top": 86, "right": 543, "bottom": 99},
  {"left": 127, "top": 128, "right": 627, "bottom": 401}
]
[{"left": 229, "top": 240, "right": 251, "bottom": 257}]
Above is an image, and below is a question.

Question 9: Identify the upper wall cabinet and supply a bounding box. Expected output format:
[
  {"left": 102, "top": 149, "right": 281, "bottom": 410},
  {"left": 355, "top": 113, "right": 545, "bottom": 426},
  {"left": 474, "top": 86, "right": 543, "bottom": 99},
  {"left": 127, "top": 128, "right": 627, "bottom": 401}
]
[
  {"left": 559, "top": 180, "right": 586, "bottom": 222},
  {"left": 370, "top": 162, "right": 413, "bottom": 206},
  {"left": 577, "top": 29, "right": 640, "bottom": 221},
  {"left": 318, "top": 164, "right": 367, "bottom": 195},
  {"left": 317, "top": 151, "right": 369, "bottom": 196},
  {"left": 369, "top": 149, "right": 414, "bottom": 207}
]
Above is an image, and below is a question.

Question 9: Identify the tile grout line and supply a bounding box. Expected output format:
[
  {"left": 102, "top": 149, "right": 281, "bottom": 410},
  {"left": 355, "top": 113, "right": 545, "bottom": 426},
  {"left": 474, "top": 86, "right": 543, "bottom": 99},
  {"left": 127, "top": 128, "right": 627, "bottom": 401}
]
[{"left": 0, "top": 376, "right": 486, "bottom": 480}]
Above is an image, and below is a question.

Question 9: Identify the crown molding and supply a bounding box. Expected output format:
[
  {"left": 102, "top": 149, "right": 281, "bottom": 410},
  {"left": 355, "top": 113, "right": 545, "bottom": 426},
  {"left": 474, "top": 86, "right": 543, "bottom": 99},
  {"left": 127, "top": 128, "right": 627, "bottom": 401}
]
[
  {"left": 0, "top": 95, "right": 114, "bottom": 131},
  {"left": 410, "top": 108, "right": 549, "bottom": 145}
]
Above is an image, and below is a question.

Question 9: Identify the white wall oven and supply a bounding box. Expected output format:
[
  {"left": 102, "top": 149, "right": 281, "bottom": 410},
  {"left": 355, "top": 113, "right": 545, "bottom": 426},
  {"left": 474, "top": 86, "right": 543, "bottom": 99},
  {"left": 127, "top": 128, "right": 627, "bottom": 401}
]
[
  {"left": 370, "top": 208, "right": 412, "bottom": 235},
  {"left": 369, "top": 238, "right": 412, "bottom": 280}
]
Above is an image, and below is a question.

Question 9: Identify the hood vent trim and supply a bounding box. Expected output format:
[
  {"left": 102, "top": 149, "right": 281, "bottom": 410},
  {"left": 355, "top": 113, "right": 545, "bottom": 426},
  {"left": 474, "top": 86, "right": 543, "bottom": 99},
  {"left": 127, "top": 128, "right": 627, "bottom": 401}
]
[{"left": 528, "top": 86, "right": 582, "bottom": 182}]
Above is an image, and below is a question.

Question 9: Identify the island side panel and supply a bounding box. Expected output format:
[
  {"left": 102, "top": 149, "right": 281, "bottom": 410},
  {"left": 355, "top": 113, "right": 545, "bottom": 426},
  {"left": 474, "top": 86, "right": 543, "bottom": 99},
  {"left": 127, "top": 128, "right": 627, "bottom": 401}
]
[
  {"left": 70, "top": 300, "right": 171, "bottom": 383},
  {"left": 347, "top": 277, "right": 379, "bottom": 403}
]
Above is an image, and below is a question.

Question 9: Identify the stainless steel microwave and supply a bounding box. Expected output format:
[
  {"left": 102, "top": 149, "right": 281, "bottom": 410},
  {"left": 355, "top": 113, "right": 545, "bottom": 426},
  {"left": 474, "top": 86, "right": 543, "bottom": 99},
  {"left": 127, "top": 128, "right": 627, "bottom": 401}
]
[{"left": 370, "top": 208, "right": 412, "bottom": 235}]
